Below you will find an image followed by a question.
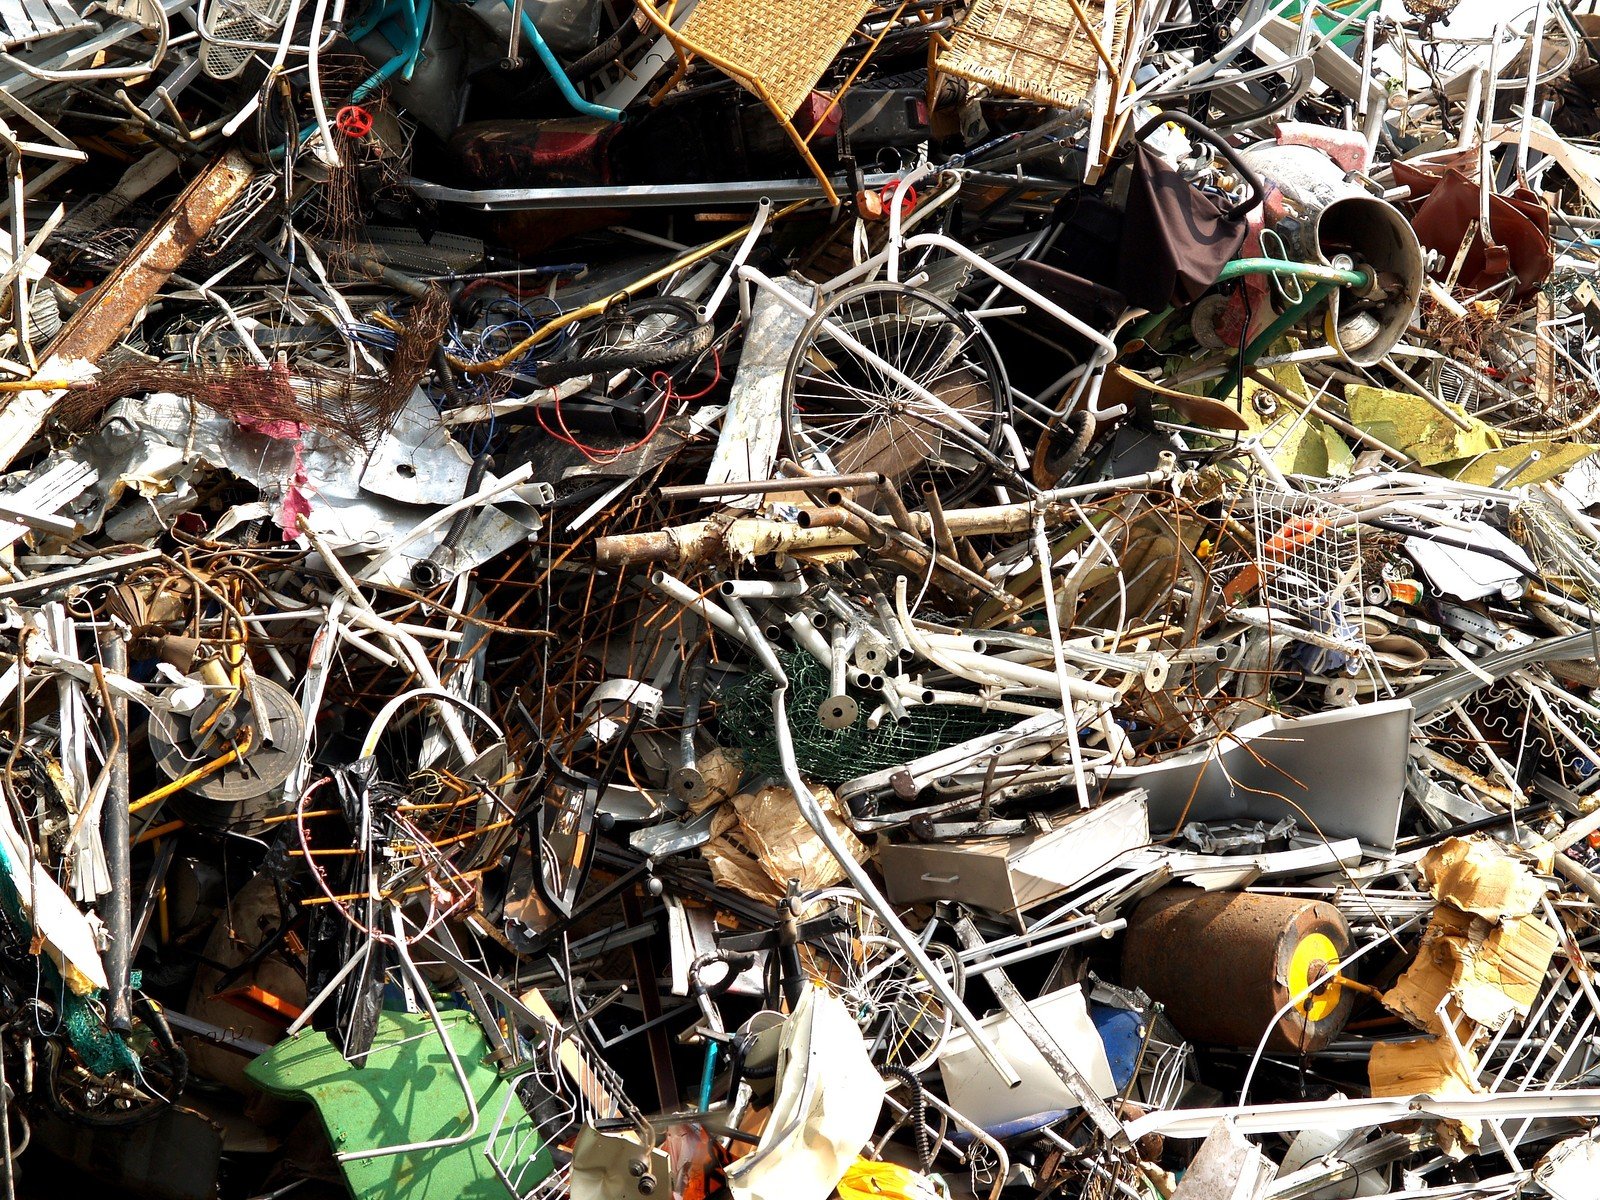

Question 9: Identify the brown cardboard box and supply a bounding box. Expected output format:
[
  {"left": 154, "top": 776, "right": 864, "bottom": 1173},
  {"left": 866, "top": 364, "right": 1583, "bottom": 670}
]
[
  {"left": 1383, "top": 904, "right": 1559, "bottom": 1034},
  {"left": 1369, "top": 1035, "right": 1483, "bottom": 1152},
  {"left": 1419, "top": 837, "right": 1547, "bottom": 920}
]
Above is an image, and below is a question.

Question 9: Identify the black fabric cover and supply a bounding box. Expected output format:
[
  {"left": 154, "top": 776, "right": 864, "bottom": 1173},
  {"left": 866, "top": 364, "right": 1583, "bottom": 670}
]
[{"left": 1115, "top": 142, "right": 1249, "bottom": 311}]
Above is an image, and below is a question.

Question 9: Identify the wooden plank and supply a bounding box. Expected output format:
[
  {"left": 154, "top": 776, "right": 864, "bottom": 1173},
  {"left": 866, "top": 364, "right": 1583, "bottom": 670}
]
[{"left": 0, "top": 149, "right": 255, "bottom": 473}]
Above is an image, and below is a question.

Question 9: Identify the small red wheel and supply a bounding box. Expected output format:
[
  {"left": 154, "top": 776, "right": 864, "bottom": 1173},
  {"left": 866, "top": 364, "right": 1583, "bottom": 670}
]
[
  {"left": 879, "top": 181, "right": 917, "bottom": 216},
  {"left": 335, "top": 105, "right": 373, "bottom": 138}
]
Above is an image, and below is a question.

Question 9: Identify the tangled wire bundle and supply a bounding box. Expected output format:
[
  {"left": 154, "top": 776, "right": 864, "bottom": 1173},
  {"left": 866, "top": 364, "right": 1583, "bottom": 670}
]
[{"left": 56, "top": 289, "right": 450, "bottom": 445}]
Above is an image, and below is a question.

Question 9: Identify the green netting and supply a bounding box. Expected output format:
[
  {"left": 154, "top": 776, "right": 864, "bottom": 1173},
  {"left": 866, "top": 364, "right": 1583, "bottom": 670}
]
[
  {"left": 716, "top": 650, "right": 1009, "bottom": 784},
  {"left": 63, "top": 989, "right": 135, "bottom": 1075},
  {"left": 0, "top": 852, "right": 134, "bottom": 1075}
]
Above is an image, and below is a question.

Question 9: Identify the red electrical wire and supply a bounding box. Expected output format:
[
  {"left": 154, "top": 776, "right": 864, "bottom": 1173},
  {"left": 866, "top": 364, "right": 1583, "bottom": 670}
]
[{"left": 536, "top": 349, "right": 722, "bottom": 466}]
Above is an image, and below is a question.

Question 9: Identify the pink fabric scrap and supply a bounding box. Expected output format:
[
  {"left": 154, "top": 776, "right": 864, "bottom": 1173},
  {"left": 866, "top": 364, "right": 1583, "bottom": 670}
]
[{"left": 231, "top": 410, "right": 311, "bottom": 538}]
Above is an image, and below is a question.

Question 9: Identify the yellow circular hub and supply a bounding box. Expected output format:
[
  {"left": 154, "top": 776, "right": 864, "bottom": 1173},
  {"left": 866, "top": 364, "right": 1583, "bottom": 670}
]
[{"left": 1289, "top": 932, "right": 1343, "bottom": 1022}]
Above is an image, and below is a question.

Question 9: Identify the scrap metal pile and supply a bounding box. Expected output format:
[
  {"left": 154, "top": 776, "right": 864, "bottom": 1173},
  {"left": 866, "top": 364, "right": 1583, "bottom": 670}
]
[{"left": 10, "top": 1, "right": 1600, "bottom": 1199}]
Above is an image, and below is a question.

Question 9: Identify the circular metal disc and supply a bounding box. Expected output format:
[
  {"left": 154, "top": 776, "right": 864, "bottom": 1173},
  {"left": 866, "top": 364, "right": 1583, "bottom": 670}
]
[{"left": 149, "top": 676, "right": 305, "bottom": 802}]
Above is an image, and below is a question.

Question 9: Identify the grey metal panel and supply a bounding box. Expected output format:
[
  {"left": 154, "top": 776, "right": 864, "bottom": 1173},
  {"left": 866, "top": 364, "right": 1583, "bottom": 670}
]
[
  {"left": 43, "top": 0, "right": 93, "bottom": 35},
  {"left": 0, "top": 0, "right": 38, "bottom": 44},
  {"left": 1105, "top": 698, "right": 1414, "bottom": 851},
  {"left": 4, "top": 19, "right": 132, "bottom": 96},
  {"left": 18, "top": 0, "right": 64, "bottom": 36}
]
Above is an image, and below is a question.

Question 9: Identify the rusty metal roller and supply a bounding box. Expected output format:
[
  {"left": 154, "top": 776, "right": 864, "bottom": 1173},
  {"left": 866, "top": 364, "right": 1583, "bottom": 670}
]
[{"left": 1121, "top": 888, "right": 1355, "bottom": 1053}]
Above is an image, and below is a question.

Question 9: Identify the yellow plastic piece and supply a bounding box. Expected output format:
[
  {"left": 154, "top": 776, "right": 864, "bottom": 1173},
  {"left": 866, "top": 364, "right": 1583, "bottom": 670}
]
[
  {"left": 837, "top": 1159, "right": 946, "bottom": 1200},
  {"left": 1289, "top": 931, "right": 1343, "bottom": 1022}
]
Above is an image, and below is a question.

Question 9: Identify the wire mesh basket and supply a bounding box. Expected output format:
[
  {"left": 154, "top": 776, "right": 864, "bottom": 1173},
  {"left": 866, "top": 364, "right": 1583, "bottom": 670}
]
[
  {"left": 1434, "top": 357, "right": 1484, "bottom": 414},
  {"left": 200, "top": 0, "right": 294, "bottom": 79},
  {"left": 1248, "top": 488, "right": 1364, "bottom": 653},
  {"left": 485, "top": 1015, "right": 638, "bottom": 1200},
  {"left": 1088, "top": 978, "right": 1192, "bottom": 1109},
  {"left": 486, "top": 1077, "right": 567, "bottom": 1200},
  {"left": 49, "top": 224, "right": 141, "bottom": 271}
]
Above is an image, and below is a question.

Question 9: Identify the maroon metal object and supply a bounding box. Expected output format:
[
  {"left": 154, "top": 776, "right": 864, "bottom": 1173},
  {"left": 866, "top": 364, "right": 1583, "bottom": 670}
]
[
  {"left": 1393, "top": 159, "right": 1555, "bottom": 299},
  {"left": 449, "top": 117, "right": 618, "bottom": 189},
  {"left": 1121, "top": 887, "right": 1355, "bottom": 1054}
]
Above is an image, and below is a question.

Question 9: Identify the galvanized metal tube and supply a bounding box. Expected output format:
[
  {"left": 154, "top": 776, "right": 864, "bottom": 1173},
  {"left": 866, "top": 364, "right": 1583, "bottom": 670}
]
[
  {"left": 819, "top": 620, "right": 857, "bottom": 730},
  {"left": 649, "top": 570, "right": 749, "bottom": 644},
  {"left": 958, "top": 919, "right": 1126, "bottom": 974},
  {"left": 719, "top": 578, "right": 806, "bottom": 600},
  {"left": 101, "top": 629, "right": 131, "bottom": 1033},
  {"left": 783, "top": 609, "right": 832, "bottom": 664}
]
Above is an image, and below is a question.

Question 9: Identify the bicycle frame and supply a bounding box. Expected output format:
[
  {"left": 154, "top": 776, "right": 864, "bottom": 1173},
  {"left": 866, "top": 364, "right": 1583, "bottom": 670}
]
[{"left": 729, "top": 167, "right": 1140, "bottom": 483}]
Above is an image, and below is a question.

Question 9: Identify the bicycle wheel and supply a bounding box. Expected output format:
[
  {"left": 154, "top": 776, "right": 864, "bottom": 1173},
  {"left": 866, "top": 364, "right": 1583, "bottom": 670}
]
[
  {"left": 783, "top": 282, "right": 1011, "bottom": 509},
  {"left": 854, "top": 935, "right": 961, "bottom": 1074},
  {"left": 797, "top": 888, "right": 962, "bottom": 1074},
  {"left": 535, "top": 296, "right": 711, "bottom": 385},
  {"left": 1432, "top": 295, "right": 1600, "bottom": 442}
]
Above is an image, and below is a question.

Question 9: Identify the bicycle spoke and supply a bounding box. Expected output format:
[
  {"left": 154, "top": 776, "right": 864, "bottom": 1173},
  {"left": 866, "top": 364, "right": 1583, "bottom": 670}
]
[{"left": 784, "top": 283, "right": 1011, "bottom": 509}]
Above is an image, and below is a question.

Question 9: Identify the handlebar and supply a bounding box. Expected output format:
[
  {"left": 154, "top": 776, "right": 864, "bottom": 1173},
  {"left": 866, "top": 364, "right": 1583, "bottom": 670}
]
[{"left": 1136, "top": 109, "right": 1266, "bottom": 222}]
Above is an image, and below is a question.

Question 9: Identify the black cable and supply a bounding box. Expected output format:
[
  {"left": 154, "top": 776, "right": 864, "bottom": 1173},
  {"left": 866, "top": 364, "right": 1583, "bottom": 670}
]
[
  {"left": 881, "top": 1064, "right": 933, "bottom": 1170},
  {"left": 1364, "top": 517, "right": 1539, "bottom": 579},
  {"left": 133, "top": 994, "right": 188, "bottom": 1100}
]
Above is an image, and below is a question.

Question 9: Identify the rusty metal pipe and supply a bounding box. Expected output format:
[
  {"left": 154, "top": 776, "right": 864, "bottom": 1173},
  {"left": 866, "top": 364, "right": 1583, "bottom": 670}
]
[
  {"left": 796, "top": 504, "right": 881, "bottom": 538},
  {"left": 658, "top": 473, "right": 889, "bottom": 501},
  {"left": 921, "top": 480, "right": 964, "bottom": 569},
  {"left": 0, "top": 150, "right": 256, "bottom": 472},
  {"left": 804, "top": 507, "right": 930, "bottom": 574},
  {"left": 826, "top": 496, "right": 1009, "bottom": 604},
  {"left": 878, "top": 486, "right": 921, "bottom": 539},
  {"left": 801, "top": 506, "right": 987, "bottom": 606},
  {"left": 594, "top": 518, "right": 865, "bottom": 567},
  {"left": 599, "top": 466, "right": 1185, "bottom": 564}
]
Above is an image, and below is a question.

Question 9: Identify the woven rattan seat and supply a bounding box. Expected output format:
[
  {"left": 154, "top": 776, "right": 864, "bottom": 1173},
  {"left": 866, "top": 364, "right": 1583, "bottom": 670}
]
[
  {"left": 935, "top": 0, "right": 1127, "bottom": 111},
  {"left": 679, "top": 0, "right": 873, "bottom": 119},
  {"left": 636, "top": 0, "right": 893, "bottom": 204}
]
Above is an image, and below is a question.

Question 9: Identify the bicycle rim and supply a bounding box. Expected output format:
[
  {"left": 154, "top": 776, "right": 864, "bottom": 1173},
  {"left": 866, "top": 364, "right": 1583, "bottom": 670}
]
[{"left": 783, "top": 282, "right": 1010, "bottom": 509}]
